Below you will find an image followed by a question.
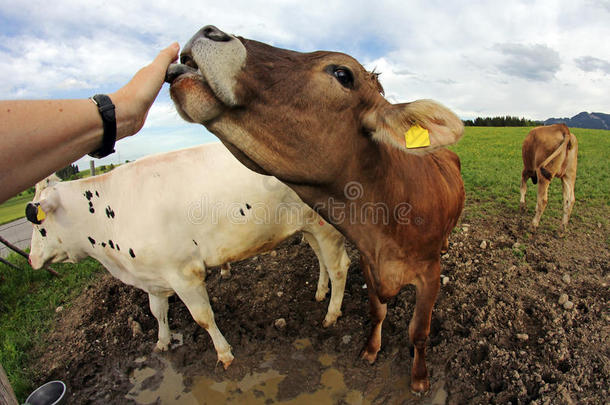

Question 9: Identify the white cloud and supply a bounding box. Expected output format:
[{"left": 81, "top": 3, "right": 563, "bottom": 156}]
[
  {"left": 494, "top": 43, "right": 561, "bottom": 82},
  {"left": 574, "top": 56, "right": 610, "bottom": 74},
  {"left": 1, "top": 0, "right": 609, "bottom": 142}
]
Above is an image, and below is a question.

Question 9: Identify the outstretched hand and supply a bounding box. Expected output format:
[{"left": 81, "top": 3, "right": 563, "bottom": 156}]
[
  {"left": 0, "top": 42, "right": 181, "bottom": 203},
  {"left": 111, "top": 42, "right": 180, "bottom": 139}
]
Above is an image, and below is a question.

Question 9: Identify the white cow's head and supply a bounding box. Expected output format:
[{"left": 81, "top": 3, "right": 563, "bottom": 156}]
[{"left": 26, "top": 180, "right": 86, "bottom": 269}]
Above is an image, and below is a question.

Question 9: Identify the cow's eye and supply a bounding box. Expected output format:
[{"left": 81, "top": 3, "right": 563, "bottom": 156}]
[{"left": 333, "top": 67, "right": 354, "bottom": 88}]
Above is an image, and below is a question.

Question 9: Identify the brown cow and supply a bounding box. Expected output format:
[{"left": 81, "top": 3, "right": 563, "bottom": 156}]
[
  {"left": 520, "top": 124, "right": 578, "bottom": 234},
  {"left": 166, "top": 25, "right": 465, "bottom": 393}
]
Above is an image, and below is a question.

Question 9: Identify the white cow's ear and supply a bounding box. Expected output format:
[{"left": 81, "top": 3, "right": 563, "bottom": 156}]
[
  {"left": 371, "top": 99, "right": 464, "bottom": 154},
  {"left": 39, "top": 194, "right": 59, "bottom": 214},
  {"left": 26, "top": 193, "right": 59, "bottom": 224}
]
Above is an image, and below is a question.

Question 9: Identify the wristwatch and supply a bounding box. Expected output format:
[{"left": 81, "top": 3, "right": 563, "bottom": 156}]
[{"left": 88, "top": 94, "right": 117, "bottom": 158}]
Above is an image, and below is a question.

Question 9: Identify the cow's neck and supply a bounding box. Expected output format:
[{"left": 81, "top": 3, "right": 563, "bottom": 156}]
[{"left": 290, "top": 138, "right": 415, "bottom": 263}]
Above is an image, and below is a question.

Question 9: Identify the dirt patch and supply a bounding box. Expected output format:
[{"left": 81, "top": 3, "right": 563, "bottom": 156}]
[{"left": 32, "top": 212, "right": 609, "bottom": 404}]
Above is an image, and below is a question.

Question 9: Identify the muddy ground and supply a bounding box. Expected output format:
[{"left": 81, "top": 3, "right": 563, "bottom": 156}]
[{"left": 33, "top": 211, "right": 609, "bottom": 404}]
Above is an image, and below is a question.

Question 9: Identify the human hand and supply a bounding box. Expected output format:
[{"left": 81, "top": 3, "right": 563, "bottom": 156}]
[{"left": 111, "top": 42, "right": 180, "bottom": 139}]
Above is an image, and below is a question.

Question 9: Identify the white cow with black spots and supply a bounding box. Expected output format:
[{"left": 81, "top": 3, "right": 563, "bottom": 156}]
[{"left": 26, "top": 142, "right": 350, "bottom": 368}]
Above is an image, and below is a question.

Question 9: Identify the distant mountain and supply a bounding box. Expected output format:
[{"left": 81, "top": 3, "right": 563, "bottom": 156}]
[{"left": 544, "top": 112, "right": 610, "bottom": 130}]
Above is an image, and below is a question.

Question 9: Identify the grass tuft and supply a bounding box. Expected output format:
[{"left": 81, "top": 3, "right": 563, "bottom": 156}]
[{"left": 0, "top": 253, "right": 102, "bottom": 400}]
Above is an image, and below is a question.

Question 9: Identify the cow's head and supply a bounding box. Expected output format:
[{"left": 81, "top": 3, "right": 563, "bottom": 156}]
[
  {"left": 26, "top": 179, "right": 84, "bottom": 269},
  {"left": 167, "top": 25, "right": 463, "bottom": 186}
]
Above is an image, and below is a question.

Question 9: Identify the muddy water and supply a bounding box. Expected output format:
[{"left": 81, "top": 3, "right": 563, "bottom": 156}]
[{"left": 126, "top": 339, "right": 447, "bottom": 404}]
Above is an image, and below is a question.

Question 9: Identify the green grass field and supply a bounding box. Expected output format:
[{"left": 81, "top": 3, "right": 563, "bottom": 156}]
[
  {"left": 450, "top": 127, "right": 610, "bottom": 229},
  {"left": 0, "top": 192, "right": 34, "bottom": 225},
  {"left": 0, "top": 127, "right": 608, "bottom": 400},
  {"left": 0, "top": 168, "right": 101, "bottom": 225}
]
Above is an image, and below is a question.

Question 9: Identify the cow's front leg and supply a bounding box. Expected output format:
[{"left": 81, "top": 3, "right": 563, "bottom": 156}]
[
  {"left": 408, "top": 261, "right": 440, "bottom": 394},
  {"left": 170, "top": 265, "right": 234, "bottom": 369},
  {"left": 148, "top": 293, "right": 171, "bottom": 352},
  {"left": 360, "top": 256, "right": 387, "bottom": 363}
]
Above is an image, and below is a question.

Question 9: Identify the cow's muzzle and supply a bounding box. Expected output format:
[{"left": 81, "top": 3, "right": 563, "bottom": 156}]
[
  {"left": 165, "top": 25, "right": 232, "bottom": 85},
  {"left": 165, "top": 64, "right": 198, "bottom": 84}
]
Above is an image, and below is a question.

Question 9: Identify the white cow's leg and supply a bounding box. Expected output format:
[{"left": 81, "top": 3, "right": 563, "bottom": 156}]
[
  {"left": 305, "top": 229, "right": 350, "bottom": 327},
  {"left": 303, "top": 232, "right": 330, "bottom": 301},
  {"left": 148, "top": 293, "right": 171, "bottom": 352},
  {"left": 170, "top": 266, "right": 234, "bottom": 369}
]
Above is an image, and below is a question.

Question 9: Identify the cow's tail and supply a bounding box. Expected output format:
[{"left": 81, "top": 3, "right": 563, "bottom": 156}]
[{"left": 539, "top": 124, "right": 570, "bottom": 181}]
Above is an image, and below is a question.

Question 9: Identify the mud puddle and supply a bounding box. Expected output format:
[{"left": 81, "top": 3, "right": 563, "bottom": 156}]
[{"left": 127, "top": 338, "right": 446, "bottom": 404}]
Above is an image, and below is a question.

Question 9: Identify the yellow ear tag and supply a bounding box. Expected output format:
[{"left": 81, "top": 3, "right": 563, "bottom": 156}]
[
  {"left": 404, "top": 124, "right": 431, "bottom": 149},
  {"left": 36, "top": 205, "right": 46, "bottom": 222}
]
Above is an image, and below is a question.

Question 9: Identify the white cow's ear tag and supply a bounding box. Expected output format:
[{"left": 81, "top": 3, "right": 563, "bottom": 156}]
[{"left": 405, "top": 124, "right": 431, "bottom": 149}]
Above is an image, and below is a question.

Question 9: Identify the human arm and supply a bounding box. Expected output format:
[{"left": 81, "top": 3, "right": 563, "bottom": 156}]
[{"left": 0, "top": 42, "right": 179, "bottom": 203}]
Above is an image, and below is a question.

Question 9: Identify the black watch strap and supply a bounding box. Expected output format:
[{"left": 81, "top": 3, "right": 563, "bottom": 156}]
[{"left": 88, "top": 94, "right": 117, "bottom": 158}]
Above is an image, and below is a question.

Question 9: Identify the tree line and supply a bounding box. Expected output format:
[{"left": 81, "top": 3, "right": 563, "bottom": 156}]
[
  {"left": 463, "top": 116, "right": 542, "bottom": 127},
  {"left": 56, "top": 163, "right": 79, "bottom": 180}
]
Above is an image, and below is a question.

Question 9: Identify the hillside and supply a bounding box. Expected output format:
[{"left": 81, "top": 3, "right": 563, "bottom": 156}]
[{"left": 545, "top": 111, "right": 610, "bottom": 130}]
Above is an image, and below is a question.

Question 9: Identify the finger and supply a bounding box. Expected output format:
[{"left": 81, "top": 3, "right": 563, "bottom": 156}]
[
  {"left": 126, "top": 43, "right": 180, "bottom": 95},
  {"left": 154, "top": 42, "right": 180, "bottom": 67},
  {"left": 146, "top": 43, "right": 180, "bottom": 81}
]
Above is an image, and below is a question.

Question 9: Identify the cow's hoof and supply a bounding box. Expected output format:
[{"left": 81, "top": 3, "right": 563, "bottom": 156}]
[
  {"left": 218, "top": 352, "right": 234, "bottom": 370},
  {"left": 315, "top": 288, "right": 329, "bottom": 302},
  {"left": 322, "top": 311, "right": 341, "bottom": 328},
  {"left": 154, "top": 342, "right": 169, "bottom": 352},
  {"left": 410, "top": 378, "right": 430, "bottom": 395},
  {"left": 360, "top": 349, "right": 378, "bottom": 364}
]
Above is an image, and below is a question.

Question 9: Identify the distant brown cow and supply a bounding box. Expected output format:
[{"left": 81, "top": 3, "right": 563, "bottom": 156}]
[
  {"left": 166, "top": 25, "right": 465, "bottom": 393},
  {"left": 520, "top": 124, "right": 578, "bottom": 234}
]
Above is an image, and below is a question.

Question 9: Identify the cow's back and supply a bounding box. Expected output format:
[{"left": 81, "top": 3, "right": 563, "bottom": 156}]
[
  {"left": 44, "top": 143, "right": 306, "bottom": 288},
  {"left": 522, "top": 124, "right": 569, "bottom": 171}
]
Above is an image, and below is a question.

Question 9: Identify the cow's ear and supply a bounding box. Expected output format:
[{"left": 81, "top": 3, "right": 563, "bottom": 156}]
[
  {"left": 39, "top": 195, "right": 59, "bottom": 214},
  {"left": 25, "top": 194, "right": 59, "bottom": 224},
  {"left": 371, "top": 99, "right": 464, "bottom": 154}
]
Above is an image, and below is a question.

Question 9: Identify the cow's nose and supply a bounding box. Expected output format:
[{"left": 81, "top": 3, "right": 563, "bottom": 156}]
[
  {"left": 184, "top": 25, "right": 232, "bottom": 52},
  {"left": 200, "top": 25, "right": 232, "bottom": 42},
  {"left": 180, "top": 25, "right": 231, "bottom": 71}
]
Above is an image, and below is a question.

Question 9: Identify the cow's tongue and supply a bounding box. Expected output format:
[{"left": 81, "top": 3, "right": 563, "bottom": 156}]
[{"left": 165, "top": 63, "right": 198, "bottom": 84}]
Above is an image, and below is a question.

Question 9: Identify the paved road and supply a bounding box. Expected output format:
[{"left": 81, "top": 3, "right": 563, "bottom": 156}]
[{"left": 0, "top": 217, "right": 32, "bottom": 258}]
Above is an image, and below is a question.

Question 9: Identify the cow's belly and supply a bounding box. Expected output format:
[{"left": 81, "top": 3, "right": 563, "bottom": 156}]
[
  {"left": 97, "top": 254, "right": 175, "bottom": 296},
  {"left": 196, "top": 220, "right": 299, "bottom": 267}
]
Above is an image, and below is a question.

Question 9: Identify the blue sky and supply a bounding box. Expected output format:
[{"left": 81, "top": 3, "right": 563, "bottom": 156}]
[{"left": 1, "top": 0, "right": 608, "bottom": 169}]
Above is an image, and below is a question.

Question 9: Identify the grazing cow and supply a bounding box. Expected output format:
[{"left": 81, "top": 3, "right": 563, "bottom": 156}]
[
  {"left": 166, "top": 25, "right": 465, "bottom": 392},
  {"left": 520, "top": 124, "right": 578, "bottom": 234},
  {"left": 26, "top": 143, "right": 350, "bottom": 368}
]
